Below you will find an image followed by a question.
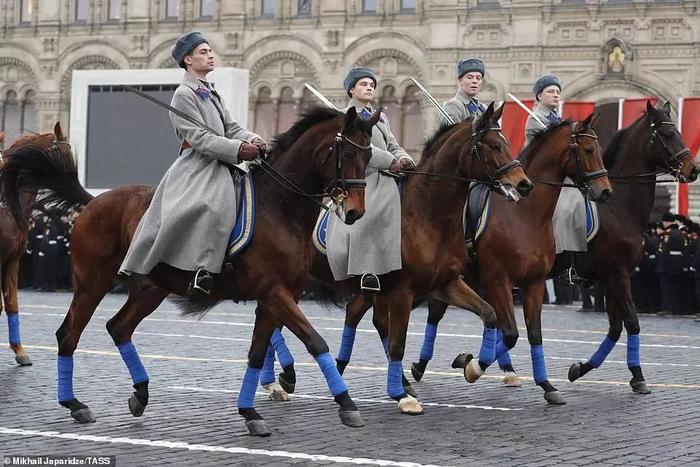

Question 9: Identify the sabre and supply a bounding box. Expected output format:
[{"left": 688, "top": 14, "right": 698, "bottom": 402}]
[
  {"left": 410, "top": 77, "right": 455, "bottom": 125},
  {"left": 506, "top": 92, "right": 546, "bottom": 129},
  {"left": 304, "top": 83, "right": 340, "bottom": 112}
]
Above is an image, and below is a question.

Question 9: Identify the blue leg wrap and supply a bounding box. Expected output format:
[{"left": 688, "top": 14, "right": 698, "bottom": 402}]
[
  {"left": 57, "top": 356, "right": 75, "bottom": 402},
  {"left": 238, "top": 366, "right": 261, "bottom": 409},
  {"left": 315, "top": 352, "right": 348, "bottom": 396},
  {"left": 588, "top": 336, "right": 616, "bottom": 369},
  {"left": 530, "top": 345, "right": 548, "bottom": 384},
  {"left": 117, "top": 342, "right": 148, "bottom": 385},
  {"left": 381, "top": 336, "right": 389, "bottom": 357},
  {"left": 7, "top": 313, "right": 21, "bottom": 346},
  {"left": 271, "top": 329, "right": 294, "bottom": 369},
  {"left": 260, "top": 345, "right": 276, "bottom": 385},
  {"left": 419, "top": 323, "right": 437, "bottom": 362},
  {"left": 627, "top": 334, "right": 641, "bottom": 368},
  {"left": 478, "top": 328, "right": 497, "bottom": 366},
  {"left": 337, "top": 325, "right": 356, "bottom": 362},
  {"left": 496, "top": 331, "right": 512, "bottom": 367},
  {"left": 387, "top": 360, "right": 405, "bottom": 399}
]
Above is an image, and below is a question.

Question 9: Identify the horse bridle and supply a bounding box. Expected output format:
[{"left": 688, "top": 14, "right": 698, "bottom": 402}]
[
  {"left": 649, "top": 121, "right": 691, "bottom": 178},
  {"left": 325, "top": 132, "right": 369, "bottom": 204},
  {"left": 470, "top": 125, "right": 523, "bottom": 189},
  {"left": 568, "top": 124, "right": 608, "bottom": 192}
]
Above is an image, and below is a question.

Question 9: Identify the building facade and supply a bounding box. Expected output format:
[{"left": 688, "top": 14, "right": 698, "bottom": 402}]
[{"left": 0, "top": 0, "right": 698, "bottom": 160}]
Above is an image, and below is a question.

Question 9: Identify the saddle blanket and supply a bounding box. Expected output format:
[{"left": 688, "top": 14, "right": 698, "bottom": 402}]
[
  {"left": 227, "top": 171, "right": 255, "bottom": 257},
  {"left": 313, "top": 202, "right": 334, "bottom": 255},
  {"left": 464, "top": 185, "right": 600, "bottom": 248}
]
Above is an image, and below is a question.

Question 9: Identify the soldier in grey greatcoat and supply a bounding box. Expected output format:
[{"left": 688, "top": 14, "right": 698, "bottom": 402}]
[
  {"left": 119, "top": 31, "right": 265, "bottom": 299},
  {"left": 326, "top": 67, "right": 416, "bottom": 292},
  {"left": 525, "top": 74, "right": 587, "bottom": 257},
  {"left": 442, "top": 58, "right": 487, "bottom": 125}
]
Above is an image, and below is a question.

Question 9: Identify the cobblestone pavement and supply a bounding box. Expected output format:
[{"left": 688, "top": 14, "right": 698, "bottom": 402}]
[{"left": 1, "top": 291, "right": 699, "bottom": 466}]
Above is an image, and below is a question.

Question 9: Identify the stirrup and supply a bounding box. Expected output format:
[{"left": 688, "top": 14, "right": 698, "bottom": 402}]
[
  {"left": 360, "top": 273, "right": 381, "bottom": 292},
  {"left": 117, "top": 269, "right": 132, "bottom": 279},
  {"left": 190, "top": 269, "right": 213, "bottom": 296}
]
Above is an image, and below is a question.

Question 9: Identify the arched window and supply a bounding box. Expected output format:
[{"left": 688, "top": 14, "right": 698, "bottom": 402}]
[
  {"left": 253, "top": 87, "right": 275, "bottom": 142},
  {"left": 378, "top": 85, "right": 401, "bottom": 137},
  {"left": 401, "top": 85, "right": 423, "bottom": 158},
  {"left": 1, "top": 90, "right": 21, "bottom": 144},
  {"left": 22, "top": 90, "right": 37, "bottom": 134},
  {"left": 277, "top": 86, "right": 297, "bottom": 134},
  {"left": 299, "top": 87, "right": 317, "bottom": 115}
]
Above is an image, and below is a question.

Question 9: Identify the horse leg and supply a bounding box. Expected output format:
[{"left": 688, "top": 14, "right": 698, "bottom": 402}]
[
  {"left": 2, "top": 259, "right": 32, "bottom": 366},
  {"left": 259, "top": 326, "right": 293, "bottom": 401},
  {"left": 105, "top": 286, "right": 168, "bottom": 417},
  {"left": 238, "top": 306, "right": 276, "bottom": 436},
  {"left": 370, "top": 304, "right": 417, "bottom": 398},
  {"left": 434, "top": 277, "right": 498, "bottom": 384},
  {"left": 336, "top": 294, "right": 372, "bottom": 374},
  {"left": 55, "top": 273, "right": 115, "bottom": 423},
  {"left": 411, "top": 299, "right": 447, "bottom": 382},
  {"left": 521, "top": 281, "right": 565, "bottom": 405},
  {"left": 495, "top": 329, "right": 521, "bottom": 387},
  {"left": 263, "top": 290, "right": 363, "bottom": 428}
]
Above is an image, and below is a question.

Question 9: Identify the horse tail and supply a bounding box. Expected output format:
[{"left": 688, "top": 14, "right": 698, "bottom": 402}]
[
  {"left": 0, "top": 144, "right": 94, "bottom": 222},
  {"left": 171, "top": 295, "right": 222, "bottom": 319},
  {"left": 305, "top": 280, "right": 348, "bottom": 310}
]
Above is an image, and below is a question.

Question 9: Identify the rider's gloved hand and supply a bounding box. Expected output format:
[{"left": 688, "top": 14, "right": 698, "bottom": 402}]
[
  {"left": 238, "top": 142, "right": 261, "bottom": 161},
  {"left": 399, "top": 157, "right": 416, "bottom": 170},
  {"left": 388, "top": 160, "right": 401, "bottom": 173},
  {"left": 251, "top": 137, "right": 267, "bottom": 152}
]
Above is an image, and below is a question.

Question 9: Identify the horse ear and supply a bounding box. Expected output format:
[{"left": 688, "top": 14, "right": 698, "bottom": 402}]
[
  {"left": 662, "top": 101, "right": 671, "bottom": 116},
  {"left": 589, "top": 112, "right": 600, "bottom": 129},
  {"left": 580, "top": 112, "right": 593, "bottom": 129},
  {"left": 646, "top": 100, "right": 655, "bottom": 114},
  {"left": 492, "top": 102, "right": 504, "bottom": 122},
  {"left": 54, "top": 122, "right": 66, "bottom": 141}
]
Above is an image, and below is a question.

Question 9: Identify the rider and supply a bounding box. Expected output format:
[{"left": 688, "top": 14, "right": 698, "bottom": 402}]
[
  {"left": 326, "top": 66, "right": 416, "bottom": 292},
  {"left": 442, "top": 58, "right": 487, "bottom": 124},
  {"left": 119, "top": 31, "right": 266, "bottom": 299},
  {"left": 525, "top": 74, "right": 587, "bottom": 278}
]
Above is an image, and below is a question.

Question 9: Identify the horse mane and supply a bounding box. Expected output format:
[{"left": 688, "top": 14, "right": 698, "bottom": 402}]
[
  {"left": 421, "top": 123, "right": 457, "bottom": 160},
  {"left": 518, "top": 120, "right": 571, "bottom": 162},
  {"left": 269, "top": 106, "right": 342, "bottom": 161},
  {"left": 603, "top": 113, "right": 646, "bottom": 166}
]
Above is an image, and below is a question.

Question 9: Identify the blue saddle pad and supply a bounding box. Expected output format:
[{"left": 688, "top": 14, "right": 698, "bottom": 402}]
[
  {"left": 227, "top": 172, "right": 255, "bottom": 258},
  {"left": 585, "top": 197, "right": 600, "bottom": 243},
  {"left": 464, "top": 184, "right": 493, "bottom": 246},
  {"left": 313, "top": 202, "right": 334, "bottom": 256}
]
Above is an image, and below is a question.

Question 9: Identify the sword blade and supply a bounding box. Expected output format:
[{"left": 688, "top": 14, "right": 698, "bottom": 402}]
[
  {"left": 121, "top": 85, "right": 222, "bottom": 136},
  {"left": 506, "top": 92, "right": 546, "bottom": 128},
  {"left": 410, "top": 77, "right": 455, "bottom": 125},
  {"left": 303, "top": 83, "right": 340, "bottom": 111}
]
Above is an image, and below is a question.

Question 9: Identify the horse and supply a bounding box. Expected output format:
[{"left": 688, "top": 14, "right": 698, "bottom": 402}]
[
  {"left": 261, "top": 102, "right": 535, "bottom": 414},
  {"left": 0, "top": 107, "right": 379, "bottom": 437},
  {"left": 0, "top": 129, "right": 41, "bottom": 367},
  {"left": 410, "top": 113, "right": 614, "bottom": 405},
  {"left": 564, "top": 101, "right": 698, "bottom": 393}
]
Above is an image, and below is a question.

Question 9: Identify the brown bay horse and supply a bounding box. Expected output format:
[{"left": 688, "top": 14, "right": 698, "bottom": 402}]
[
  {"left": 0, "top": 130, "right": 44, "bottom": 367},
  {"left": 0, "top": 108, "right": 378, "bottom": 437},
  {"left": 411, "top": 114, "right": 613, "bottom": 405},
  {"left": 263, "top": 103, "right": 534, "bottom": 414}
]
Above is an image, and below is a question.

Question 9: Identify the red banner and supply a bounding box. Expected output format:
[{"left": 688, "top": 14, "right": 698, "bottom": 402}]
[
  {"left": 501, "top": 100, "right": 533, "bottom": 157},
  {"left": 619, "top": 97, "right": 657, "bottom": 129},
  {"left": 562, "top": 101, "right": 596, "bottom": 122},
  {"left": 678, "top": 98, "right": 700, "bottom": 216}
]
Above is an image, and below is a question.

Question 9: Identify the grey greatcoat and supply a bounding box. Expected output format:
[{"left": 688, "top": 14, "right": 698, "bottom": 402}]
[
  {"left": 525, "top": 102, "right": 586, "bottom": 253},
  {"left": 120, "top": 72, "right": 259, "bottom": 275},
  {"left": 326, "top": 100, "right": 414, "bottom": 281},
  {"left": 442, "top": 89, "right": 486, "bottom": 125}
]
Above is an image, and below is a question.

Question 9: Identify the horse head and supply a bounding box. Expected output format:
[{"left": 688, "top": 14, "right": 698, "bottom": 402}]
[
  {"left": 467, "top": 102, "right": 533, "bottom": 199},
  {"left": 644, "top": 100, "right": 699, "bottom": 182},
  {"left": 567, "top": 112, "right": 613, "bottom": 203}
]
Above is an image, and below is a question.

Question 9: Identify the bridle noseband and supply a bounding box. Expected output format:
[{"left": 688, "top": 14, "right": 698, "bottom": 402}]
[
  {"left": 568, "top": 125, "right": 608, "bottom": 191},
  {"left": 325, "top": 133, "right": 369, "bottom": 205},
  {"left": 470, "top": 126, "right": 523, "bottom": 188},
  {"left": 649, "top": 121, "right": 691, "bottom": 178}
]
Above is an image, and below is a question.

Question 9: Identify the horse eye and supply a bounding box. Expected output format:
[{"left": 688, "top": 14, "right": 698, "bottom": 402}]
[{"left": 489, "top": 143, "right": 500, "bottom": 151}]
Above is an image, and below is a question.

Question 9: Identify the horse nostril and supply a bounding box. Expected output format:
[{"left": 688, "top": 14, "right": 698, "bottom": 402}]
[
  {"left": 518, "top": 180, "right": 533, "bottom": 196},
  {"left": 599, "top": 189, "right": 612, "bottom": 203},
  {"left": 345, "top": 210, "right": 359, "bottom": 225}
]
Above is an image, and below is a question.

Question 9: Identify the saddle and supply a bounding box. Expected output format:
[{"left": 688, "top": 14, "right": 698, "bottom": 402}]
[{"left": 227, "top": 171, "right": 256, "bottom": 258}]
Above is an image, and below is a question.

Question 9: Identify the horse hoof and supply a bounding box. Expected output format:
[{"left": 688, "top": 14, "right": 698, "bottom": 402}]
[
  {"left": 568, "top": 362, "right": 582, "bottom": 382},
  {"left": 338, "top": 410, "right": 364, "bottom": 428},
  {"left": 15, "top": 354, "right": 33, "bottom": 366},
  {"left": 503, "top": 371, "right": 521, "bottom": 387},
  {"left": 410, "top": 362, "right": 424, "bottom": 382},
  {"left": 544, "top": 391, "right": 567, "bottom": 405},
  {"left": 464, "top": 358, "right": 483, "bottom": 383},
  {"left": 128, "top": 394, "right": 146, "bottom": 417},
  {"left": 397, "top": 395, "right": 424, "bottom": 415},
  {"left": 278, "top": 374, "right": 295, "bottom": 394},
  {"left": 262, "top": 383, "right": 290, "bottom": 401},
  {"left": 631, "top": 379, "right": 651, "bottom": 395},
  {"left": 451, "top": 352, "right": 472, "bottom": 369},
  {"left": 404, "top": 384, "right": 417, "bottom": 398},
  {"left": 246, "top": 420, "right": 272, "bottom": 437},
  {"left": 71, "top": 408, "right": 96, "bottom": 424}
]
